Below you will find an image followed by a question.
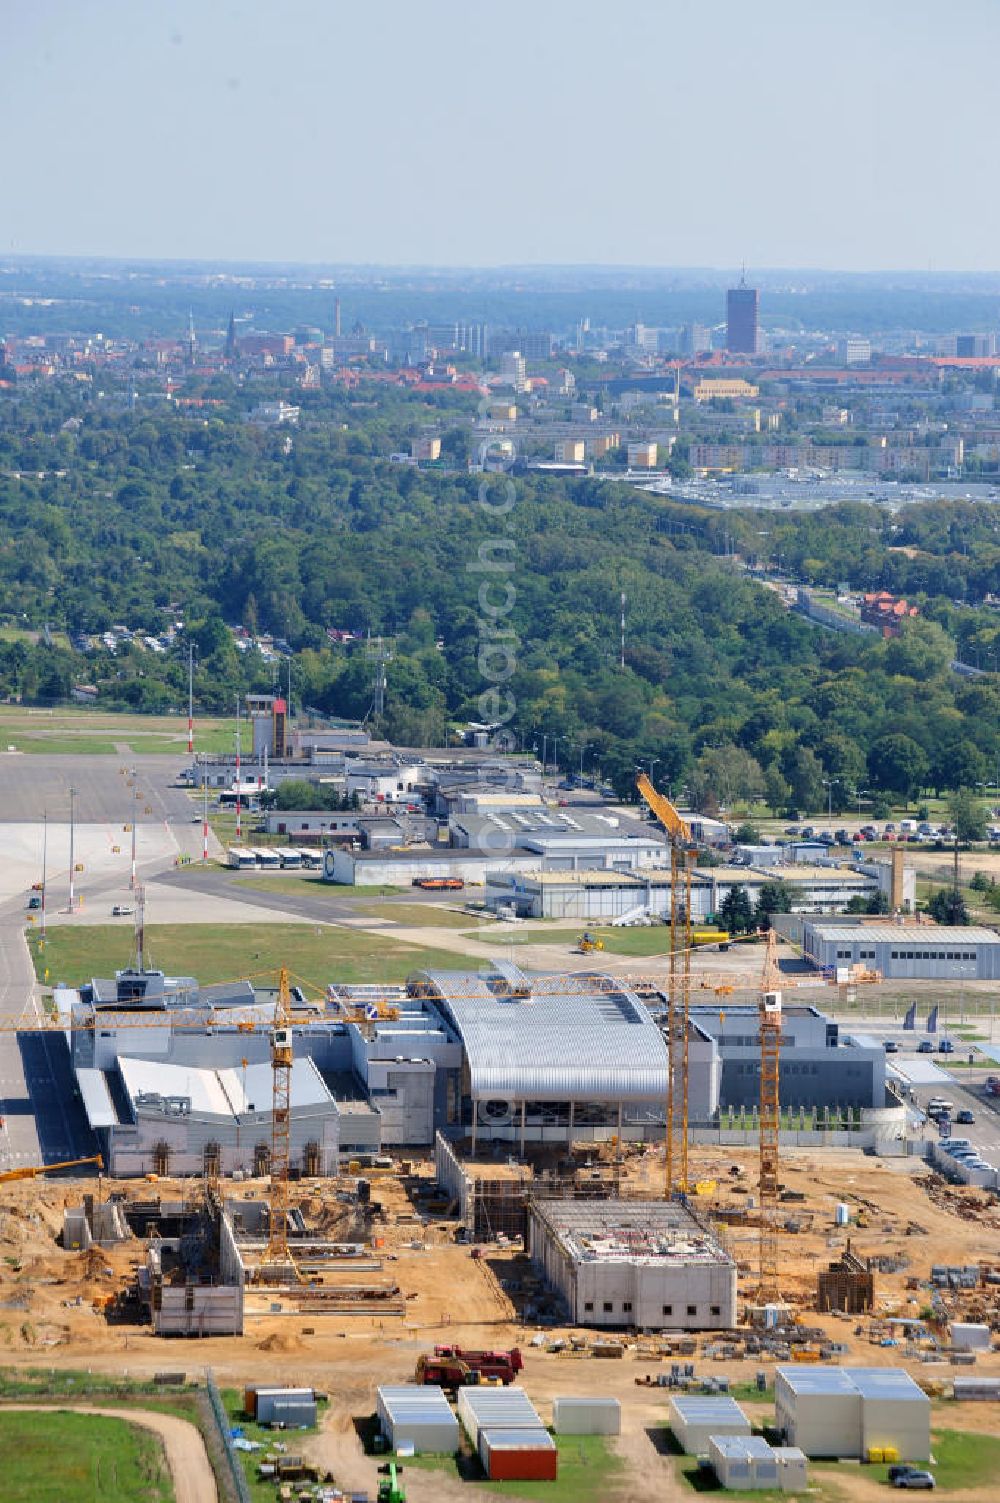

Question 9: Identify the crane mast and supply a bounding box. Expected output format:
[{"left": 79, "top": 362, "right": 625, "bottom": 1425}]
[
  {"left": 758, "top": 927, "right": 782, "bottom": 1302},
  {"left": 635, "top": 773, "right": 697, "bottom": 1195},
  {"left": 258, "top": 966, "right": 299, "bottom": 1282}
]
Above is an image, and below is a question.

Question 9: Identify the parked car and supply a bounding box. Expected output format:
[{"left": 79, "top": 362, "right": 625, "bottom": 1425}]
[
  {"left": 892, "top": 1467, "right": 935, "bottom": 1489},
  {"left": 917, "top": 1040, "right": 934, "bottom": 1053},
  {"left": 956, "top": 1109, "right": 975, "bottom": 1125},
  {"left": 111, "top": 904, "right": 134, "bottom": 917},
  {"left": 884, "top": 1040, "right": 899, "bottom": 1053},
  {"left": 26, "top": 894, "right": 41, "bottom": 910},
  {"left": 938, "top": 1039, "right": 955, "bottom": 1054}
]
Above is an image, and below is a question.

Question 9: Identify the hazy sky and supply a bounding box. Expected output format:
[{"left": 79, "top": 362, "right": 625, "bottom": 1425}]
[{"left": 2, "top": 0, "right": 998, "bottom": 270}]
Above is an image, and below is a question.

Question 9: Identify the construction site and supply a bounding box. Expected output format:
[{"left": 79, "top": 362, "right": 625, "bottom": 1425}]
[{"left": 4, "top": 778, "right": 1000, "bottom": 1499}]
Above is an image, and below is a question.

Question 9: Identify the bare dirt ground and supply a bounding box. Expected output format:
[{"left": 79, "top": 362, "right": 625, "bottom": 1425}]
[
  {"left": 5, "top": 1146, "right": 1000, "bottom": 1498},
  {"left": 0, "top": 1402, "right": 217, "bottom": 1503}
]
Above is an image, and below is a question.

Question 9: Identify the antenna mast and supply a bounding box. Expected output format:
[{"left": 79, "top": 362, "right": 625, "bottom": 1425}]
[{"left": 187, "top": 643, "right": 194, "bottom": 755}]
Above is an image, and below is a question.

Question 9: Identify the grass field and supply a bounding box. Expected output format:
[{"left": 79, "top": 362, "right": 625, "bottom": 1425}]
[
  {"left": 356, "top": 902, "right": 479, "bottom": 928},
  {"left": 0, "top": 1408, "right": 175, "bottom": 1503},
  {"left": 28, "top": 922, "right": 472, "bottom": 991},
  {"left": 853, "top": 1427, "right": 1000, "bottom": 1492},
  {"left": 0, "top": 705, "right": 235, "bottom": 756},
  {"left": 221, "top": 1389, "right": 318, "bottom": 1503}
]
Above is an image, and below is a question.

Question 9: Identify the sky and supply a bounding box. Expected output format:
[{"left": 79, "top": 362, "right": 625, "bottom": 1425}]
[{"left": 1, "top": 0, "right": 998, "bottom": 271}]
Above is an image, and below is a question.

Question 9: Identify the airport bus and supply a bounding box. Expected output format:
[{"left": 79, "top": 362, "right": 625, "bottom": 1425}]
[{"left": 227, "top": 846, "right": 257, "bottom": 870}]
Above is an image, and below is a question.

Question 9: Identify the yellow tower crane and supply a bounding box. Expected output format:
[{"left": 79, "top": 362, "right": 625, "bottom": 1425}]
[
  {"left": 257, "top": 965, "right": 300, "bottom": 1283},
  {"left": 635, "top": 772, "right": 698, "bottom": 1195},
  {"left": 0, "top": 1154, "right": 103, "bottom": 1184},
  {"left": 757, "top": 927, "right": 783, "bottom": 1302}
]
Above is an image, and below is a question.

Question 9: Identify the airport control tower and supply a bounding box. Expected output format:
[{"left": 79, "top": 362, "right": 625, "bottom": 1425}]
[{"left": 245, "top": 694, "right": 288, "bottom": 759}]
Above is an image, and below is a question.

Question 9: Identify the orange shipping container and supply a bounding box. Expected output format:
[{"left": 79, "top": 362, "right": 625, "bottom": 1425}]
[{"left": 479, "top": 1428, "right": 558, "bottom": 1481}]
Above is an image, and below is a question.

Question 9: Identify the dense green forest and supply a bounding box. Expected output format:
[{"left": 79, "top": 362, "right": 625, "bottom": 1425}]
[{"left": 1, "top": 380, "right": 999, "bottom": 808}]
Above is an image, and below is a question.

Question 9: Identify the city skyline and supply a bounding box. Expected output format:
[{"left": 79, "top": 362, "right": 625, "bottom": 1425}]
[{"left": 2, "top": 0, "right": 999, "bottom": 270}]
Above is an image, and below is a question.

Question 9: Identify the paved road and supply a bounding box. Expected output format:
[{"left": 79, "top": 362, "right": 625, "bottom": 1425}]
[
  {"left": 154, "top": 864, "right": 465, "bottom": 924},
  {"left": 0, "top": 756, "right": 195, "bottom": 1169}
]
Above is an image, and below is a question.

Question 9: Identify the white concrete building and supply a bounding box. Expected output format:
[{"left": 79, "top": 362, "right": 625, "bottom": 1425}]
[{"left": 529, "top": 1199, "right": 737, "bottom": 1331}]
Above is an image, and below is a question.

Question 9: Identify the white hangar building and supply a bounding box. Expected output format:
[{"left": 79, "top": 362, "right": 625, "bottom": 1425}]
[{"left": 78, "top": 1055, "right": 342, "bottom": 1178}]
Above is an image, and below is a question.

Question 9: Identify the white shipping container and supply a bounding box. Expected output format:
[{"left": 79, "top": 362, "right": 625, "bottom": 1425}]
[
  {"left": 669, "top": 1395, "right": 750, "bottom": 1455},
  {"left": 457, "top": 1386, "right": 541, "bottom": 1444},
  {"left": 952, "top": 1323, "right": 991, "bottom": 1351},
  {"left": 709, "top": 1434, "right": 776, "bottom": 1490},
  {"left": 377, "top": 1385, "right": 459, "bottom": 1454},
  {"left": 552, "top": 1396, "right": 621, "bottom": 1436},
  {"left": 774, "top": 1446, "right": 809, "bottom": 1490},
  {"left": 253, "top": 1387, "right": 315, "bottom": 1424}
]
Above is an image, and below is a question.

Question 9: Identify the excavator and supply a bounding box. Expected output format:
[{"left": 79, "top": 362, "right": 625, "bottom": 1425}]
[{"left": 0, "top": 1154, "right": 104, "bottom": 1185}]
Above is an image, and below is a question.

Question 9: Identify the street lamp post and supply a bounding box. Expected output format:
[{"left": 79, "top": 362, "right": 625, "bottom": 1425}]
[
  {"left": 822, "top": 777, "right": 842, "bottom": 820},
  {"left": 578, "top": 742, "right": 589, "bottom": 782},
  {"left": 40, "top": 809, "right": 47, "bottom": 942},
  {"left": 130, "top": 769, "right": 139, "bottom": 890},
  {"left": 67, "top": 786, "right": 76, "bottom": 914}
]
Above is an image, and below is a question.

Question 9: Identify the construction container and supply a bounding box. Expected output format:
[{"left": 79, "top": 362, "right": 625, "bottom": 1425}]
[
  {"left": 376, "top": 1385, "right": 459, "bottom": 1454},
  {"left": 775, "top": 1366, "right": 930, "bottom": 1461},
  {"left": 478, "top": 1427, "right": 557, "bottom": 1481},
  {"left": 247, "top": 1387, "right": 316, "bottom": 1425},
  {"left": 773, "top": 1446, "right": 808, "bottom": 1491},
  {"left": 552, "top": 1397, "right": 620, "bottom": 1436},
  {"left": 668, "top": 1395, "right": 750, "bottom": 1454},
  {"left": 952, "top": 1323, "right": 991, "bottom": 1351},
  {"left": 835, "top": 1203, "right": 851, "bottom": 1226},
  {"left": 457, "top": 1386, "right": 541, "bottom": 1445},
  {"left": 708, "top": 1434, "right": 779, "bottom": 1490},
  {"left": 269, "top": 1397, "right": 317, "bottom": 1429},
  {"left": 954, "top": 1377, "right": 1000, "bottom": 1401}
]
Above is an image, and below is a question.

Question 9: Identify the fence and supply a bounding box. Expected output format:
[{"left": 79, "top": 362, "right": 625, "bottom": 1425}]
[{"left": 206, "top": 1367, "right": 252, "bottom": 1503}]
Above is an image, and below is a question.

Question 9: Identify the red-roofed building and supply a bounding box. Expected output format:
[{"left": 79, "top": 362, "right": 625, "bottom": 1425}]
[{"left": 861, "top": 591, "right": 919, "bottom": 638}]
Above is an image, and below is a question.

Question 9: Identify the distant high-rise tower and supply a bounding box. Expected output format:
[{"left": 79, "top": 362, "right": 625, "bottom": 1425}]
[
  {"left": 726, "top": 271, "right": 759, "bottom": 354},
  {"left": 225, "top": 311, "right": 237, "bottom": 360},
  {"left": 187, "top": 309, "right": 197, "bottom": 366},
  {"left": 334, "top": 297, "right": 342, "bottom": 338}
]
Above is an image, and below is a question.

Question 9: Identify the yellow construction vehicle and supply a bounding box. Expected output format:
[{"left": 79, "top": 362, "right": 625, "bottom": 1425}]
[
  {"left": 0, "top": 1154, "right": 104, "bottom": 1184},
  {"left": 577, "top": 932, "right": 605, "bottom": 954}
]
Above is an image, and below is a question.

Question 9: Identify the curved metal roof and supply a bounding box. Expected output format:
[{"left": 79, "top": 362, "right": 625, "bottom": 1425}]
[{"left": 412, "top": 967, "right": 668, "bottom": 1102}]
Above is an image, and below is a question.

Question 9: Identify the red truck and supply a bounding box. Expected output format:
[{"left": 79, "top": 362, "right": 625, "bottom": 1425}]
[{"left": 416, "top": 1345, "right": 523, "bottom": 1388}]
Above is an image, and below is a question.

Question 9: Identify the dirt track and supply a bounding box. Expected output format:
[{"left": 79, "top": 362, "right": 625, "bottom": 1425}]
[{"left": 0, "top": 1402, "right": 218, "bottom": 1503}]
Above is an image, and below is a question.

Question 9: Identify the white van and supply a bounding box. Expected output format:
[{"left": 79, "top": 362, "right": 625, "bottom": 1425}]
[{"left": 899, "top": 819, "right": 918, "bottom": 835}]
